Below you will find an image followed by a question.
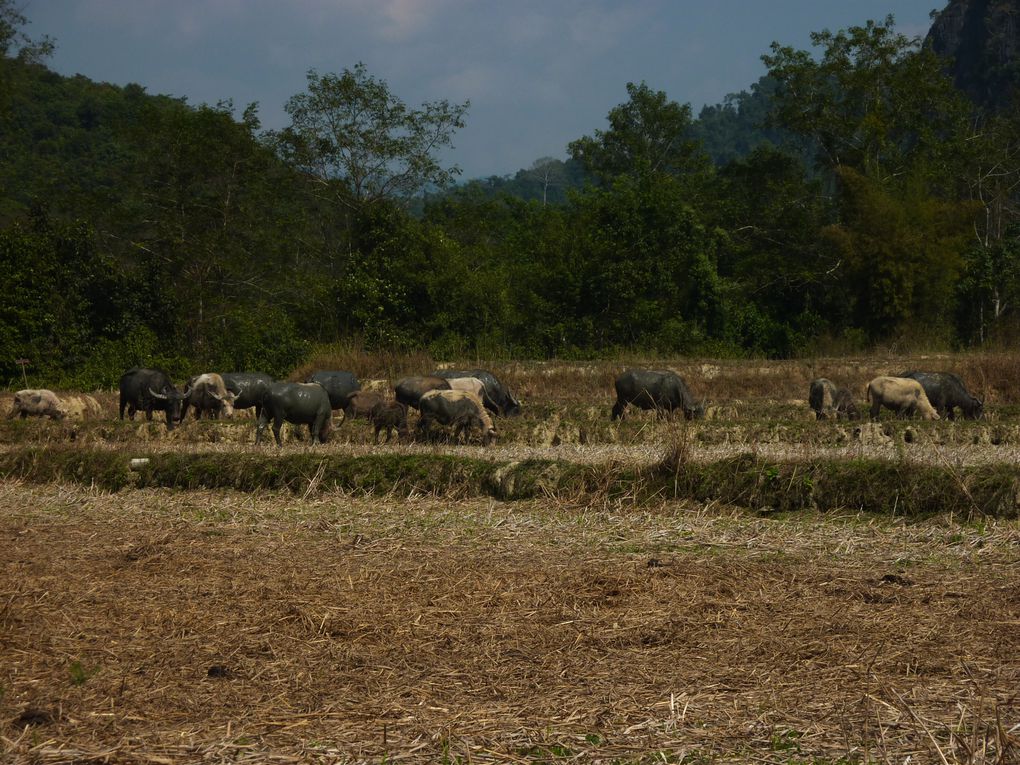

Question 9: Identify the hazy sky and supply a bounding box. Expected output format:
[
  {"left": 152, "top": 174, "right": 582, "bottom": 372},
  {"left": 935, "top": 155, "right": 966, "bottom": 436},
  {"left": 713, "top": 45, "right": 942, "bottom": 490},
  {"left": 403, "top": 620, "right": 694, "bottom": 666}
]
[{"left": 23, "top": 1, "right": 941, "bottom": 179}]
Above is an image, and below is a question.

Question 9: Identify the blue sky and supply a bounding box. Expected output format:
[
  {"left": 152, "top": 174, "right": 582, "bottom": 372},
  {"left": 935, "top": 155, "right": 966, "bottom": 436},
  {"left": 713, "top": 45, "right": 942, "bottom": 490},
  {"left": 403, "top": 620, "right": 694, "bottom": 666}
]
[{"left": 23, "top": 1, "right": 941, "bottom": 179}]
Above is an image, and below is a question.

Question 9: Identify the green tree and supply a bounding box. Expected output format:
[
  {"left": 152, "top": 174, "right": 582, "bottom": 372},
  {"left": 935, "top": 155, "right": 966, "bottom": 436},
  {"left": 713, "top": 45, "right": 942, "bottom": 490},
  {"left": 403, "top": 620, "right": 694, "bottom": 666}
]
[
  {"left": 823, "top": 167, "right": 977, "bottom": 342},
  {"left": 568, "top": 81, "right": 710, "bottom": 186},
  {"left": 275, "top": 63, "right": 469, "bottom": 210},
  {"left": 763, "top": 15, "right": 970, "bottom": 182}
]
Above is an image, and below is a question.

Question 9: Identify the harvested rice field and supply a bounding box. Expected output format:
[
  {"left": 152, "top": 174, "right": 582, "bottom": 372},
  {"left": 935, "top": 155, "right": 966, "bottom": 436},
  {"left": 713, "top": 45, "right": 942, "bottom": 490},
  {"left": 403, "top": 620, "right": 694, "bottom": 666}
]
[
  {"left": 1, "top": 482, "right": 1019, "bottom": 763},
  {"left": 3, "top": 355, "right": 1020, "bottom": 762}
]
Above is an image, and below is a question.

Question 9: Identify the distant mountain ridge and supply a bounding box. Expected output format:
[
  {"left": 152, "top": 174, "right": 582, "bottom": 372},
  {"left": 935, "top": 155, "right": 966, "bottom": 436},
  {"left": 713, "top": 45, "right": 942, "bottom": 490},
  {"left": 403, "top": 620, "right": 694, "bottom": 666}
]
[{"left": 927, "top": 0, "right": 1020, "bottom": 110}]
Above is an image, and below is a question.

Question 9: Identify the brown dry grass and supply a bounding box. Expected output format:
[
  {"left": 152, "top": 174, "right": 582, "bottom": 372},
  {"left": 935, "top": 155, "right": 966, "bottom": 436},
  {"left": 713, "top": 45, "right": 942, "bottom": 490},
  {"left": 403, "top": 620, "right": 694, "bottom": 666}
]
[{"left": 1, "top": 482, "right": 1019, "bottom": 763}]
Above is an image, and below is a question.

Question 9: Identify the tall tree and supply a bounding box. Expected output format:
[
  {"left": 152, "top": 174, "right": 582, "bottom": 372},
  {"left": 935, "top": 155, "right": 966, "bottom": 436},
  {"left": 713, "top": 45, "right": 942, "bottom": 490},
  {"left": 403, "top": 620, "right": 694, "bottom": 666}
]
[
  {"left": 275, "top": 63, "right": 469, "bottom": 210},
  {"left": 568, "top": 81, "right": 709, "bottom": 186},
  {"left": 763, "top": 15, "right": 970, "bottom": 182}
]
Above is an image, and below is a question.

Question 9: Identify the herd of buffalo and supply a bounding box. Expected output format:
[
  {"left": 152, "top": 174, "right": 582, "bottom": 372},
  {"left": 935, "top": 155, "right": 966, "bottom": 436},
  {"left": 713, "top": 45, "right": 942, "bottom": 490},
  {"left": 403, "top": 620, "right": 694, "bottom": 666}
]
[{"left": 5, "top": 365, "right": 986, "bottom": 446}]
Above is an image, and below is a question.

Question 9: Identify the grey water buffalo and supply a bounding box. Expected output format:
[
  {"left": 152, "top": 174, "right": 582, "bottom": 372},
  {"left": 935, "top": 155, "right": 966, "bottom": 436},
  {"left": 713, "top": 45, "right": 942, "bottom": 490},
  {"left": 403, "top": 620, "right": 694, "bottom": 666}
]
[
  {"left": 394, "top": 376, "right": 451, "bottom": 409},
  {"left": 611, "top": 369, "right": 704, "bottom": 421},
  {"left": 256, "top": 382, "right": 333, "bottom": 446},
  {"left": 221, "top": 372, "right": 274, "bottom": 419},
  {"left": 900, "top": 371, "right": 983, "bottom": 420},
  {"left": 370, "top": 400, "right": 409, "bottom": 443},
  {"left": 809, "top": 378, "right": 858, "bottom": 420},
  {"left": 432, "top": 369, "right": 521, "bottom": 416},
  {"left": 182, "top": 373, "right": 235, "bottom": 420},
  {"left": 7, "top": 389, "right": 66, "bottom": 421},
  {"left": 119, "top": 367, "right": 185, "bottom": 430},
  {"left": 867, "top": 376, "right": 940, "bottom": 421},
  {"left": 305, "top": 370, "right": 360, "bottom": 410},
  {"left": 831, "top": 387, "right": 860, "bottom": 420},
  {"left": 418, "top": 389, "right": 497, "bottom": 445}
]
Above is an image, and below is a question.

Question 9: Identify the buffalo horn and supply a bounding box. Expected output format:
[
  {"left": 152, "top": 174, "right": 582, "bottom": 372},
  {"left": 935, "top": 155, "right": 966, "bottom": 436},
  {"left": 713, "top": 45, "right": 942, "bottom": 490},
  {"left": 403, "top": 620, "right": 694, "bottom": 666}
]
[{"left": 148, "top": 387, "right": 169, "bottom": 400}]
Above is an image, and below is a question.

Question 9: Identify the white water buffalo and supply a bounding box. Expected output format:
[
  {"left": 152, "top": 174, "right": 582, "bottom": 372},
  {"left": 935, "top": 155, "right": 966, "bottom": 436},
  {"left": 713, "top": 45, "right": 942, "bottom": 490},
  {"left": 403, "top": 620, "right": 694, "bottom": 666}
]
[
  {"left": 446, "top": 376, "right": 486, "bottom": 400},
  {"left": 183, "top": 373, "right": 236, "bottom": 420},
  {"left": 418, "top": 389, "right": 497, "bottom": 445},
  {"left": 8, "top": 389, "right": 66, "bottom": 421},
  {"left": 866, "top": 376, "right": 940, "bottom": 421}
]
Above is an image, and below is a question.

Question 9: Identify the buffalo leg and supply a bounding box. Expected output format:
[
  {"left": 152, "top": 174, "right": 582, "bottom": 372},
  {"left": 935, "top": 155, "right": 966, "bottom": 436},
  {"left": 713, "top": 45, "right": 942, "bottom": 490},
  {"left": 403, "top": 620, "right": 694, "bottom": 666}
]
[
  {"left": 870, "top": 400, "right": 881, "bottom": 421},
  {"left": 610, "top": 399, "right": 627, "bottom": 420}
]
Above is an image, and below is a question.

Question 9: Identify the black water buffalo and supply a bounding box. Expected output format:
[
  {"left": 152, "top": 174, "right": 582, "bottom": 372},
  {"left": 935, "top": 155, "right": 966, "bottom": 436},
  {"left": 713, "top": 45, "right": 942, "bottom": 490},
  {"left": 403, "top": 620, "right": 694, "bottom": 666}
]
[
  {"left": 394, "top": 376, "right": 451, "bottom": 409},
  {"left": 900, "top": 371, "right": 983, "bottom": 420},
  {"left": 119, "top": 367, "right": 185, "bottom": 431},
  {"left": 432, "top": 369, "right": 521, "bottom": 416},
  {"left": 809, "top": 378, "right": 858, "bottom": 420},
  {"left": 611, "top": 369, "right": 704, "bottom": 421},
  {"left": 418, "top": 389, "right": 497, "bottom": 445},
  {"left": 256, "top": 382, "right": 332, "bottom": 446},
  {"left": 221, "top": 372, "right": 274, "bottom": 419},
  {"left": 305, "top": 370, "right": 361, "bottom": 410}
]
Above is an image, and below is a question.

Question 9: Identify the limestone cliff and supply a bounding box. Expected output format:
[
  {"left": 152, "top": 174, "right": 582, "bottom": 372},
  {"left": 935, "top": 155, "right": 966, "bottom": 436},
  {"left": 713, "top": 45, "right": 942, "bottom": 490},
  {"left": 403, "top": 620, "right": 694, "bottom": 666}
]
[{"left": 927, "top": 0, "right": 1020, "bottom": 109}]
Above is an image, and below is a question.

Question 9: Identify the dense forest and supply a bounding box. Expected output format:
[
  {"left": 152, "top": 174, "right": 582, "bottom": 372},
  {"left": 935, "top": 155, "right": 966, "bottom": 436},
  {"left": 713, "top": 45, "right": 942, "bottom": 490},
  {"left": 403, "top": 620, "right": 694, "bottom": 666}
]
[{"left": 2, "top": 1, "right": 1020, "bottom": 387}]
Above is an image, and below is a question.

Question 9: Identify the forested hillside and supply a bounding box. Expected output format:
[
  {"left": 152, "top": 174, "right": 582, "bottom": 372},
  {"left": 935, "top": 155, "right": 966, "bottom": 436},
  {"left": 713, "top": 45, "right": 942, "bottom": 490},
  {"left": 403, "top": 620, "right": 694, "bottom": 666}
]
[{"left": 2, "top": 2, "right": 1020, "bottom": 388}]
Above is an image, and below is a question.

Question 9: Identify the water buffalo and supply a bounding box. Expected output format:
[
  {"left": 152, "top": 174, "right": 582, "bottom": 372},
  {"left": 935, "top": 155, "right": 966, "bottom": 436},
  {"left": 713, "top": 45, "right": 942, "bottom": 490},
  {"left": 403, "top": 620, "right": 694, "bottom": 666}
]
[
  {"left": 7, "top": 389, "right": 66, "bottom": 421},
  {"left": 394, "top": 376, "right": 451, "bottom": 410},
  {"left": 900, "top": 371, "right": 983, "bottom": 420},
  {"left": 221, "top": 372, "right": 274, "bottom": 419},
  {"left": 344, "top": 391, "right": 384, "bottom": 420},
  {"left": 370, "top": 400, "right": 409, "bottom": 443},
  {"left": 611, "top": 369, "right": 704, "bottom": 421},
  {"left": 418, "top": 389, "right": 497, "bottom": 445},
  {"left": 182, "top": 373, "right": 235, "bottom": 420},
  {"left": 446, "top": 376, "right": 487, "bottom": 400},
  {"left": 831, "top": 387, "right": 860, "bottom": 420},
  {"left": 306, "top": 370, "right": 361, "bottom": 410},
  {"left": 809, "top": 378, "right": 858, "bottom": 420},
  {"left": 256, "top": 382, "right": 332, "bottom": 446},
  {"left": 119, "top": 367, "right": 185, "bottom": 431},
  {"left": 432, "top": 369, "right": 521, "bottom": 416},
  {"left": 867, "top": 376, "right": 940, "bottom": 421}
]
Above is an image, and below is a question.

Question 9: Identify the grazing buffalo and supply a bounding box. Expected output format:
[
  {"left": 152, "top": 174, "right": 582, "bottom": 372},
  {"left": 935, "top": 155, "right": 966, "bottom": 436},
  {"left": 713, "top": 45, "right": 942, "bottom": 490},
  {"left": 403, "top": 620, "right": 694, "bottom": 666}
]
[
  {"left": 832, "top": 387, "right": 860, "bottom": 420},
  {"left": 181, "top": 373, "right": 235, "bottom": 420},
  {"left": 256, "top": 382, "right": 332, "bottom": 446},
  {"left": 432, "top": 369, "right": 521, "bottom": 416},
  {"left": 370, "top": 400, "right": 409, "bottom": 443},
  {"left": 418, "top": 389, "right": 497, "bottom": 445},
  {"left": 7, "top": 389, "right": 66, "bottom": 421},
  {"left": 221, "top": 372, "right": 274, "bottom": 419},
  {"left": 867, "top": 376, "right": 940, "bottom": 421},
  {"left": 900, "top": 371, "right": 983, "bottom": 420},
  {"left": 809, "top": 378, "right": 858, "bottom": 420},
  {"left": 446, "top": 376, "right": 486, "bottom": 401},
  {"left": 611, "top": 369, "right": 704, "bottom": 421},
  {"left": 119, "top": 367, "right": 185, "bottom": 431},
  {"left": 344, "top": 391, "right": 384, "bottom": 421},
  {"left": 306, "top": 370, "right": 361, "bottom": 410},
  {"left": 394, "top": 376, "right": 451, "bottom": 410}
]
